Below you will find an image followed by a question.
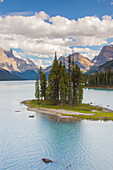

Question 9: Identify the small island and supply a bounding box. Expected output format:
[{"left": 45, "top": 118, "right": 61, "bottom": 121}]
[
  {"left": 23, "top": 100, "right": 113, "bottom": 122},
  {"left": 22, "top": 53, "right": 113, "bottom": 122}
]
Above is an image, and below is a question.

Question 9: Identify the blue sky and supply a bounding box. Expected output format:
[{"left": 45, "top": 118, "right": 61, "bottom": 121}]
[
  {"left": 1, "top": 0, "right": 113, "bottom": 18},
  {"left": 0, "top": 0, "right": 113, "bottom": 68}
]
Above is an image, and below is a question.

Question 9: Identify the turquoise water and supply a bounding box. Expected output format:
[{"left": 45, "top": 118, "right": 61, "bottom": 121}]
[{"left": 0, "top": 81, "right": 113, "bottom": 170}]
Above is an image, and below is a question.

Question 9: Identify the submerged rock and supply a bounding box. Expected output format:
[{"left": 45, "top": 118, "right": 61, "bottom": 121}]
[
  {"left": 29, "top": 115, "right": 34, "bottom": 118},
  {"left": 42, "top": 158, "right": 53, "bottom": 163},
  {"left": 66, "top": 164, "right": 71, "bottom": 168}
]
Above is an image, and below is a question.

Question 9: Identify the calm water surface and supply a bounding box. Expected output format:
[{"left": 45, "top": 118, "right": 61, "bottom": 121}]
[{"left": 0, "top": 81, "right": 113, "bottom": 170}]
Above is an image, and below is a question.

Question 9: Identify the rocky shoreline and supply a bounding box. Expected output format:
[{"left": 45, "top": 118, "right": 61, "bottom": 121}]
[{"left": 22, "top": 100, "right": 97, "bottom": 122}]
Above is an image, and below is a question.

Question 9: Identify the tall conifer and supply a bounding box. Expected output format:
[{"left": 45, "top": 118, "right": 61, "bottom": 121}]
[
  {"left": 35, "top": 75, "right": 40, "bottom": 100},
  {"left": 38, "top": 67, "right": 47, "bottom": 100},
  {"left": 68, "top": 55, "right": 72, "bottom": 106},
  {"left": 48, "top": 52, "right": 59, "bottom": 104},
  {"left": 59, "top": 70, "right": 65, "bottom": 107}
]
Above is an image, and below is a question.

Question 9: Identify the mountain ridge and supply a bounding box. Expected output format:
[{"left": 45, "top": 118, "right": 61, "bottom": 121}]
[
  {"left": 0, "top": 47, "right": 39, "bottom": 73},
  {"left": 44, "top": 52, "right": 94, "bottom": 73},
  {"left": 0, "top": 67, "right": 25, "bottom": 81},
  {"left": 91, "top": 45, "right": 113, "bottom": 72}
]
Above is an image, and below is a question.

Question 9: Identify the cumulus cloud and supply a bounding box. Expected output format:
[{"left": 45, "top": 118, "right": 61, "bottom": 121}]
[
  {"left": 0, "top": 11, "right": 113, "bottom": 65},
  {"left": 35, "top": 58, "right": 52, "bottom": 68}
]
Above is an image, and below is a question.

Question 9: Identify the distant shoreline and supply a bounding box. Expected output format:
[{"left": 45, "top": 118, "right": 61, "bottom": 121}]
[
  {"left": 85, "top": 87, "right": 113, "bottom": 90},
  {"left": 22, "top": 100, "right": 113, "bottom": 122}
]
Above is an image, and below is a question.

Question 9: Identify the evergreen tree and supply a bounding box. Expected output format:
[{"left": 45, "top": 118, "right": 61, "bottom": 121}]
[
  {"left": 68, "top": 55, "right": 72, "bottom": 106},
  {"left": 97, "top": 71, "right": 99, "bottom": 87},
  {"left": 72, "top": 58, "right": 76, "bottom": 106},
  {"left": 35, "top": 53, "right": 84, "bottom": 107},
  {"left": 68, "top": 73, "right": 72, "bottom": 107},
  {"left": 87, "top": 65, "right": 113, "bottom": 88},
  {"left": 78, "top": 72, "right": 83, "bottom": 104},
  {"left": 63, "top": 65, "right": 68, "bottom": 103},
  {"left": 94, "top": 72, "right": 97, "bottom": 87},
  {"left": 38, "top": 67, "right": 47, "bottom": 100},
  {"left": 88, "top": 71, "right": 91, "bottom": 87},
  {"left": 75, "top": 64, "right": 83, "bottom": 105},
  {"left": 84, "top": 74, "right": 87, "bottom": 86},
  {"left": 35, "top": 75, "right": 40, "bottom": 100},
  {"left": 41, "top": 72, "right": 47, "bottom": 100},
  {"left": 58, "top": 61, "right": 63, "bottom": 81},
  {"left": 47, "top": 52, "right": 59, "bottom": 104},
  {"left": 59, "top": 71, "right": 65, "bottom": 107},
  {"left": 106, "top": 65, "right": 111, "bottom": 87},
  {"left": 59, "top": 63, "right": 68, "bottom": 103}
]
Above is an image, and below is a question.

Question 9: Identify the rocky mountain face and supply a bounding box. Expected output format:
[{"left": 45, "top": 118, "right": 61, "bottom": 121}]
[
  {"left": 2, "top": 44, "right": 113, "bottom": 79},
  {"left": 0, "top": 67, "right": 25, "bottom": 81},
  {"left": 94, "top": 60, "right": 113, "bottom": 72},
  {"left": 0, "top": 47, "right": 39, "bottom": 72},
  {"left": 90, "top": 45, "right": 113, "bottom": 72},
  {"left": 92, "top": 45, "right": 113, "bottom": 66},
  {"left": 44, "top": 53, "right": 94, "bottom": 73},
  {"left": 12, "top": 70, "right": 39, "bottom": 80}
]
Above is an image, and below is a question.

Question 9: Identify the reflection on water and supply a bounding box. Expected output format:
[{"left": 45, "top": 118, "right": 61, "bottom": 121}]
[{"left": 0, "top": 81, "right": 113, "bottom": 170}]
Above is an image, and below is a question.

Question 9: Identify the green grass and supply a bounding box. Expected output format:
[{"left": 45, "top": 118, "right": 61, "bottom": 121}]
[
  {"left": 23, "top": 99, "right": 113, "bottom": 121},
  {"left": 59, "top": 112, "right": 113, "bottom": 121}
]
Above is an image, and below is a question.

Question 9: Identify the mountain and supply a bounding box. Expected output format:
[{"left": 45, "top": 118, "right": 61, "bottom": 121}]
[
  {"left": 44, "top": 53, "right": 93, "bottom": 73},
  {"left": 0, "top": 47, "right": 39, "bottom": 72},
  {"left": 12, "top": 70, "right": 39, "bottom": 80},
  {"left": 91, "top": 45, "right": 113, "bottom": 72},
  {"left": 95, "top": 60, "right": 113, "bottom": 72},
  {"left": 0, "top": 67, "right": 25, "bottom": 81}
]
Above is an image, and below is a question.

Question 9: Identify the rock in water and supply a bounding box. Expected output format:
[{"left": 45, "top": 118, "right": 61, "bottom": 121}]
[
  {"left": 29, "top": 115, "right": 34, "bottom": 118},
  {"left": 42, "top": 158, "right": 53, "bottom": 163}
]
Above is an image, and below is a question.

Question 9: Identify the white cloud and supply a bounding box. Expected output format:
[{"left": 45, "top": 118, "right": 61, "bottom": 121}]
[
  {"left": 38, "top": 55, "right": 49, "bottom": 58},
  {"left": 1, "top": 0, "right": 4, "bottom": 2},
  {"left": 36, "top": 59, "right": 42, "bottom": 67},
  {"left": 0, "top": 11, "right": 113, "bottom": 65},
  {"left": 35, "top": 58, "right": 51, "bottom": 68},
  {"left": 35, "top": 11, "right": 50, "bottom": 20},
  {"left": 5, "top": 11, "right": 34, "bottom": 17}
]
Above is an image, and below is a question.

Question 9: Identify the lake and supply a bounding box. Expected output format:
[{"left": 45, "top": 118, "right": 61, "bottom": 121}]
[{"left": 0, "top": 81, "right": 113, "bottom": 170}]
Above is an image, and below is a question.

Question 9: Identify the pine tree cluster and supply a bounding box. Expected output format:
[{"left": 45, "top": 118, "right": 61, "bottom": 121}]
[
  {"left": 35, "top": 53, "right": 84, "bottom": 107},
  {"left": 85, "top": 66, "right": 113, "bottom": 88}
]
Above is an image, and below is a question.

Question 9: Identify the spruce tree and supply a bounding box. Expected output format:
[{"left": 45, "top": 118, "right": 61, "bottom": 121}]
[
  {"left": 94, "top": 72, "right": 97, "bottom": 87},
  {"left": 68, "top": 55, "right": 72, "bottom": 106},
  {"left": 88, "top": 71, "right": 91, "bottom": 87},
  {"left": 78, "top": 71, "right": 83, "bottom": 104},
  {"left": 84, "top": 74, "right": 87, "bottom": 87},
  {"left": 75, "top": 64, "right": 83, "bottom": 105},
  {"left": 38, "top": 67, "right": 47, "bottom": 100},
  {"left": 63, "top": 65, "right": 68, "bottom": 103},
  {"left": 72, "top": 58, "right": 76, "bottom": 106},
  {"left": 48, "top": 52, "right": 59, "bottom": 104},
  {"left": 68, "top": 73, "right": 72, "bottom": 107},
  {"left": 35, "top": 75, "right": 40, "bottom": 100},
  {"left": 35, "top": 53, "right": 84, "bottom": 107},
  {"left": 59, "top": 71, "right": 65, "bottom": 107},
  {"left": 41, "top": 72, "right": 47, "bottom": 100}
]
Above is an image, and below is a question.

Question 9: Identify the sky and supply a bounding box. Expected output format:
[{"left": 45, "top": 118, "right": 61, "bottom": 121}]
[{"left": 0, "top": 0, "right": 113, "bottom": 68}]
